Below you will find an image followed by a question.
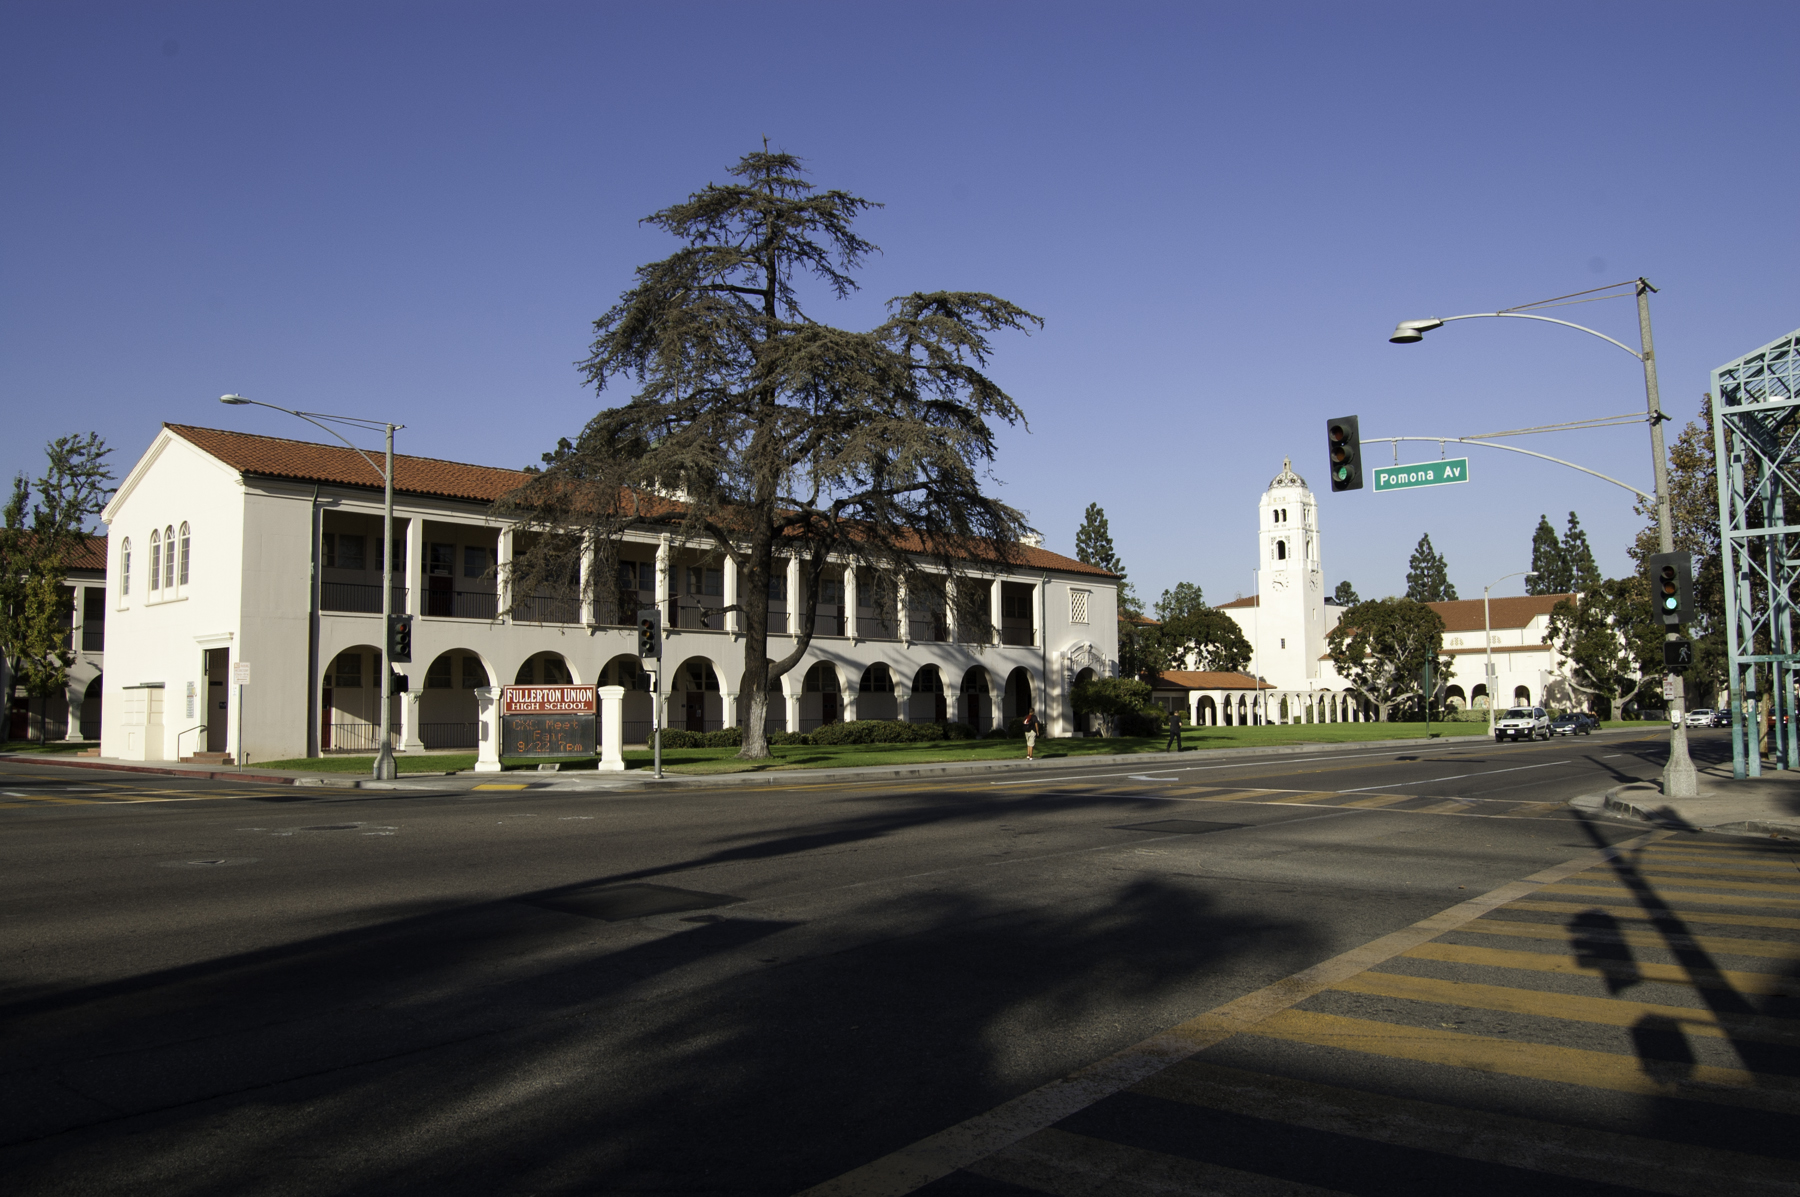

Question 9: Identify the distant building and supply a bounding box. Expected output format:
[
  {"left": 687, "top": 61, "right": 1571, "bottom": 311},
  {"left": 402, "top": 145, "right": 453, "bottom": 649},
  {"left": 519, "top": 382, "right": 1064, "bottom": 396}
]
[
  {"left": 96, "top": 424, "right": 1120, "bottom": 762},
  {"left": 3, "top": 535, "right": 106, "bottom": 743}
]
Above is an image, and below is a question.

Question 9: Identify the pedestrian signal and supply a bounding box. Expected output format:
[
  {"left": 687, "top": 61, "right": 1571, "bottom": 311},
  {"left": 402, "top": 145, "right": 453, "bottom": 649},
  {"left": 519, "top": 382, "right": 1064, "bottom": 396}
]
[
  {"left": 1663, "top": 637, "right": 1693, "bottom": 670},
  {"left": 387, "top": 613, "right": 413, "bottom": 662},
  {"left": 1647, "top": 551, "right": 1693, "bottom": 627},
  {"left": 1326, "top": 416, "right": 1362, "bottom": 492},
  {"left": 637, "top": 607, "right": 662, "bottom": 659}
]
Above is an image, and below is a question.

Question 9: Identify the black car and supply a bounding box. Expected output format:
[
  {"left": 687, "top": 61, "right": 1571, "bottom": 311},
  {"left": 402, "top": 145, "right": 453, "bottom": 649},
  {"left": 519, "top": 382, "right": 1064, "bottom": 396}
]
[{"left": 1550, "top": 713, "right": 1593, "bottom": 737}]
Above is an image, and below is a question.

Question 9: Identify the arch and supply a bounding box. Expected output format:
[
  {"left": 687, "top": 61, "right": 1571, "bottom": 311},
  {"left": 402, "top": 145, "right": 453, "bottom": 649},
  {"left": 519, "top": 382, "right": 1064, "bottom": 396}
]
[
  {"left": 673, "top": 656, "right": 723, "bottom": 733},
  {"left": 418, "top": 649, "right": 493, "bottom": 749},
  {"left": 856, "top": 662, "right": 898, "bottom": 722},
  {"left": 79, "top": 675, "right": 103, "bottom": 740},
  {"left": 1003, "top": 667, "right": 1034, "bottom": 725},
  {"left": 1198, "top": 695, "right": 1217, "bottom": 726},
  {"left": 320, "top": 644, "right": 395, "bottom": 753},
  {"left": 799, "top": 661, "right": 842, "bottom": 731},
  {"left": 1513, "top": 684, "right": 1532, "bottom": 705},
  {"left": 1471, "top": 682, "right": 1489, "bottom": 710},
  {"left": 600, "top": 653, "right": 655, "bottom": 744},
  {"left": 120, "top": 537, "right": 132, "bottom": 597},
  {"left": 1072, "top": 665, "right": 1098, "bottom": 734},
  {"left": 164, "top": 525, "right": 175, "bottom": 590},
  {"left": 1444, "top": 684, "right": 1466, "bottom": 712},
  {"left": 148, "top": 529, "right": 162, "bottom": 592},
  {"left": 960, "top": 666, "right": 993, "bottom": 733},
  {"left": 909, "top": 664, "right": 948, "bottom": 724},
  {"left": 514, "top": 651, "right": 576, "bottom": 685},
  {"left": 178, "top": 522, "right": 191, "bottom": 588},
  {"left": 1275, "top": 540, "right": 1287, "bottom": 561}
]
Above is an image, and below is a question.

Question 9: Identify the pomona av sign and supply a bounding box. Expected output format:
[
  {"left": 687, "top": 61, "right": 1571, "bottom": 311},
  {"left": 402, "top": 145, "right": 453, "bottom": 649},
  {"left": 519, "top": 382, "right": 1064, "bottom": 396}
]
[{"left": 1373, "top": 458, "right": 1470, "bottom": 493}]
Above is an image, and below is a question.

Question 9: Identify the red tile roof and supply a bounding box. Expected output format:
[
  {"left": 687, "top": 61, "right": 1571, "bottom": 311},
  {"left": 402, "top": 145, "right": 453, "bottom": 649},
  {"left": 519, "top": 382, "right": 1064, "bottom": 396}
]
[
  {"left": 1216, "top": 595, "right": 1258, "bottom": 609},
  {"left": 1430, "top": 594, "right": 1572, "bottom": 632},
  {"left": 168, "top": 424, "right": 1116, "bottom": 578},
  {"left": 1153, "top": 670, "right": 1273, "bottom": 691},
  {"left": 66, "top": 534, "right": 107, "bottom": 571}
]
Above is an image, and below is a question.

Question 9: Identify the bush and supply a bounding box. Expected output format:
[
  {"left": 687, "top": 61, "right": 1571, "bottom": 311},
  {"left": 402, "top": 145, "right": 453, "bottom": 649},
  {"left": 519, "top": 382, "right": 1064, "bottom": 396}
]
[
  {"left": 809, "top": 719, "right": 945, "bottom": 745},
  {"left": 702, "top": 727, "right": 742, "bottom": 747},
  {"left": 941, "top": 721, "right": 978, "bottom": 740},
  {"left": 656, "top": 728, "right": 702, "bottom": 749},
  {"left": 767, "top": 730, "right": 814, "bottom": 746},
  {"left": 1116, "top": 707, "right": 1167, "bottom": 738},
  {"left": 1002, "top": 717, "right": 1029, "bottom": 739}
]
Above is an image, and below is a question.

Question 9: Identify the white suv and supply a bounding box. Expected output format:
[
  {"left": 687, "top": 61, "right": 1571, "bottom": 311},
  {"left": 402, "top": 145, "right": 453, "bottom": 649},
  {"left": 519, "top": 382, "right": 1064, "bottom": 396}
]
[{"left": 1495, "top": 706, "right": 1550, "bottom": 742}]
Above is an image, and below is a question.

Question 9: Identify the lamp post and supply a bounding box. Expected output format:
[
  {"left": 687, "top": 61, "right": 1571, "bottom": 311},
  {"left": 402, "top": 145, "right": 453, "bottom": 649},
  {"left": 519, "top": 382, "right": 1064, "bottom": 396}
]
[
  {"left": 1390, "top": 280, "right": 1696, "bottom": 797},
  {"left": 221, "top": 396, "right": 406, "bottom": 780},
  {"left": 1482, "top": 570, "right": 1535, "bottom": 736}
]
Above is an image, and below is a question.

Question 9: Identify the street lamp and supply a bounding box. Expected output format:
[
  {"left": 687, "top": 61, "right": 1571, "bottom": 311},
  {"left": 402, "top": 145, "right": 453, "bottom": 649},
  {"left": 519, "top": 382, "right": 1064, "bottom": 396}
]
[
  {"left": 1390, "top": 279, "right": 1696, "bottom": 796},
  {"left": 221, "top": 395, "right": 407, "bottom": 780},
  {"left": 1482, "top": 570, "right": 1535, "bottom": 737}
]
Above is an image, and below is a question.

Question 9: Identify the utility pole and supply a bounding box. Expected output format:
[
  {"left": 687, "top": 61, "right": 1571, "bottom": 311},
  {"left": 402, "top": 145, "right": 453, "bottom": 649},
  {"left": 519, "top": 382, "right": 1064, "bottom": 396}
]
[{"left": 375, "top": 423, "right": 397, "bottom": 781}]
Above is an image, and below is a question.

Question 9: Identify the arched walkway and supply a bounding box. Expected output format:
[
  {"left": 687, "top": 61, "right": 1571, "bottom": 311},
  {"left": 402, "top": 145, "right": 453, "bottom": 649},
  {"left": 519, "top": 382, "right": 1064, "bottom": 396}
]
[
  {"left": 1073, "top": 666, "right": 1097, "bottom": 734},
  {"left": 960, "top": 667, "right": 993, "bottom": 732},
  {"left": 321, "top": 644, "right": 394, "bottom": 753},
  {"left": 1003, "top": 667, "right": 1033, "bottom": 725},
  {"left": 800, "top": 661, "right": 842, "bottom": 732},
  {"left": 672, "top": 657, "right": 722, "bottom": 733},
  {"left": 856, "top": 663, "right": 898, "bottom": 721},
  {"left": 910, "top": 665, "right": 948, "bottom": 724},
  {"left": 736, "top": 662, "right": 787, "bottom": 737},
  {"left": 1471, "top": 683, "right": 1489, "bottom": 710},
  {"left": 1197, "top": 695, "right": 1217, "bottom": 726},
  {"left": 418, "top": 648, "right": 493, "bottom": 748},
  {"left": 1445, "top": 684, "right": 1466, "bottom": 712},
  {"left": 1513, "top": 685, "right": 1532, "bottom": 706},
  {"left": 79, "top": 675, "right": 103, "bottom": 740},
  {"left": 600, "top": 654, "right": 655, "bottom": 744}
]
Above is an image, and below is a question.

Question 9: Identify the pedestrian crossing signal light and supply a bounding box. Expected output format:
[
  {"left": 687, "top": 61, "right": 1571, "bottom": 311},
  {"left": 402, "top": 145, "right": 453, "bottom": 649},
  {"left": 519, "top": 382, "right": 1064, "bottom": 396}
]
[
  {"left": 637, "top": 607, "right": 662, "bottom": 659},
  {"left": 1326, "top": 416, "right": 1363, "bottom": 491},
  {"left": 386, "top": 613, "right": 412, "bottom": 663},
  {"left": 1647, "top": 551, "right": 1693, "bottom": 627}
]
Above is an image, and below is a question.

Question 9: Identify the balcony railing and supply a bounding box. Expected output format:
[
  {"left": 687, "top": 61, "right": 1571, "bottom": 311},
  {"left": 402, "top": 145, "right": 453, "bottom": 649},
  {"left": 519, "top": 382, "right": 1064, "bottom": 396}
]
[
  {"left": 323, "top": 582, "right": 409, "bottom": 615},
  {"left": 999, "top": 626, "right": 1038, "bottom": 647},
  {"left": 513, "top": 595, "right": 581, "bottom": 624},
  {"left": 81, "top": 624, "right": 105, "bottom": 652},
  {"left": 423, "top": 589, "right": 497, "bottom": 619},
  {"left": 322, "top": 721, "right": 398, "bottom": 753},
  {"left": 908, "top": 615, "right": 950, "bottom": 643}
]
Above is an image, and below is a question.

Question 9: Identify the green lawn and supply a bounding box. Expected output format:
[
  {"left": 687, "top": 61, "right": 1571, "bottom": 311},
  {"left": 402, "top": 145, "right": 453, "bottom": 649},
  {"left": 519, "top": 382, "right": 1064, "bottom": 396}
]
[
  {"left": 252, "top": 719, "right": 1491, "bottom": 776},
  {"left": 0, "top": 740, "right": 98, "bottom": 754}
]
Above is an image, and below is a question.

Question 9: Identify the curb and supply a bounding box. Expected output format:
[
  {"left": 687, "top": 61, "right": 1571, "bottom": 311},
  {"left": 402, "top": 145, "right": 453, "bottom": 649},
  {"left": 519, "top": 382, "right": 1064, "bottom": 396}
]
[
  {"left": 0, "top": 754, "right": 302, "bottom": 785},
  {"left": 1600, "top": 783, "right": 1800, "bottom": 839}
]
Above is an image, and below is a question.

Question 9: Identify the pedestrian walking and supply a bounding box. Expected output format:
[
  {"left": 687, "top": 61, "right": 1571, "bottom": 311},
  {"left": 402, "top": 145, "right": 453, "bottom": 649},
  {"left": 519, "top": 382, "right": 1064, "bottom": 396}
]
[
  {"left": 1022, "top": 707, "right": 1042, "bottom": 761},
  {"left": 1166, "top": 707, "right": 1183, "bottom": 752}
]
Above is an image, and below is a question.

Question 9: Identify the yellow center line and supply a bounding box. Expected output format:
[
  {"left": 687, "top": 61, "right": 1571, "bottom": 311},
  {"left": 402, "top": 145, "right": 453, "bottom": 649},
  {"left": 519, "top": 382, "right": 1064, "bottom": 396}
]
[
  {"left": 1332, "top": 969, "right": 1800, "bottom": 1046},
  {"left": 1402, "top": 940, "right": 1794, "bottom": 994},
  {"left": 1242, "top": 1008, "right": 1798, "bottom": 1112}
]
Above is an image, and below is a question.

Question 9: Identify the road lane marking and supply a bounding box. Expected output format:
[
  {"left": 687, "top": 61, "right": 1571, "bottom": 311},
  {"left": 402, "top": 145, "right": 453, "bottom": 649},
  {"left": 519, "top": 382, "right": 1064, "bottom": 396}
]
[
  {"left": 795, "top": 827, "right": 1669, "bottom": 1197},
  {"left": 1504, "top": 898, "right": 1800, "bottom": 931},
  {"left": 1335, "top": 761, "right": 1560, "bottom": 793},
  {"left": 1455, "top": 916, "right": 1800, "bottom": 960},
  {"left": 1331, "top": 970, "right": 1800, "bottom": 1047},
  {"left": 1240, "top": 1008, "right": 1798, "bottom": 1111},
  {"left": 1339, "top": 793, "right": 1416, "bottom": 809},
  {"left": 472, "top": 784, "right": 529, "bottom": 790},
  {"left": 1539, "top": 880, "right": 1800, "bottom": 908},
  {"left": 1400, "top": 941, "right": 1794, "bottom": 994}
]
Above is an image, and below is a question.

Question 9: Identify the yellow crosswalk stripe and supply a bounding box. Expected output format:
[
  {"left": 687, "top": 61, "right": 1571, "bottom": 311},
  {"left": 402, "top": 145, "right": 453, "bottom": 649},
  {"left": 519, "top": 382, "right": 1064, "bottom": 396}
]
[
  {"left": 471, "top": 783, "right": 528, "bottom": 790},
  {"left": 1339, "top": 793, "right": 1415, "bottom": 808},
  {"left": 1190, "top": 788, "right": 1283, "bottom": 802},
  {"left": 1641, "top": 850, "right": 1800, "bottom": 870},
  {"left": 1332, "top": 969, "right": 1800, "bottom": 1046},
  {"left": 1410, "top": 799, "right": 1469, "bottom": 814},
  {"left": 1403, "top": 940, "right": 1795, "bottom": 994},
  {"left": 1457, "top": 916, "right": 1800, "bottom": 960},
  {"left": 1590, "top": 870, "right": 1800, "bottom": 893},
  {"left": 1257, "top": 790, "right": 1344, "bottom": 804},
  {"left": 1539, "top": 881, "right": 1800, "bottom": 909},
  {"left": 1503, "top": 897, "right": 1800, "bottom": 932},
  {"left": 1496, "top": 801, "right": 1566, "bottom": 817},
  {"left": 1621, "top": 859, "right": 1800, "bottom": 879},
  {"left": 1243, "top": 1008, "right": 1800, "bottom": 1111}
]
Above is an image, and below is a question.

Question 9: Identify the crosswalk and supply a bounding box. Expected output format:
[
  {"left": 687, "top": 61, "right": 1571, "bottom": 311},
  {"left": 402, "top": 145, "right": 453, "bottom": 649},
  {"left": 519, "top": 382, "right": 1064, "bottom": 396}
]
[
  {"left": 809, "top": 834, "right": 1800, "bottom": 1196},
  {"left": 0, "top": 783, "right": 276, "bottom": 808},
  {"left": 1043, "top": 777, "right": 1574, "bottom": 820}
]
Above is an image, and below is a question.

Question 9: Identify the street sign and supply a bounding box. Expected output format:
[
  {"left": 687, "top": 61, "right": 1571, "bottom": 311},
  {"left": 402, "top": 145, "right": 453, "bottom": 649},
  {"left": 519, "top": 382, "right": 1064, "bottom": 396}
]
[
  {"left": 1372, "top": 458, "right": 1470, "bottom": 493},
  {"left": 1662, "top": 678, "right": 1676, "bottom": 700},
  {"left": 1663, "top": 637, "right": 1693, "bottom": 670},
  {"left": 233, "top": 662, "right": 251, "bottom": 686}
]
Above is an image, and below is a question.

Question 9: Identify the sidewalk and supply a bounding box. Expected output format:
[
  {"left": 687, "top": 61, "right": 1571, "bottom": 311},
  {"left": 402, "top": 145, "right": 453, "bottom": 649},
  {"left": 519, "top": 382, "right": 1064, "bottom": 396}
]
[
  {"left": 1588, "top": 767, "right": 1800, "bottom": 838},
  {"left": 3, "top": 728, "right": 1644, "bottom": 794}
]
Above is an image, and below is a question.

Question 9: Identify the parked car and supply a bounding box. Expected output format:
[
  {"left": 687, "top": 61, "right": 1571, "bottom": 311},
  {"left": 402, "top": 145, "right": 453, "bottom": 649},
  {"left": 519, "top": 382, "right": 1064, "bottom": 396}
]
[
  {"left": 1550, "top": 713, "right": 1592, "bottom": 736},
  {"left": 1685, "top": 708, "right": 1722, "bottom": 728},
  {"left": 1495, "top": 706, "right": 1551, "bottom": 742}
]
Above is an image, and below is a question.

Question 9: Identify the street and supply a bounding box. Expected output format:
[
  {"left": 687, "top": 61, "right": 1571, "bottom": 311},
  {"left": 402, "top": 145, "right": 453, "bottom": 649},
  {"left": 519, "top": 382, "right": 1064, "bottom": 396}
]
[{"left": 0, "top": 729, "right": 1794, "bottom": 1195}]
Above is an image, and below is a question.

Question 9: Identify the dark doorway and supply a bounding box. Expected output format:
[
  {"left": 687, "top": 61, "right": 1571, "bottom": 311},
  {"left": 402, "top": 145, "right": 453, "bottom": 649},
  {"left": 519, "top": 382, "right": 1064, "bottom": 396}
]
[
  {"left": 205, "top": 648, "right": 230, "bottom": 753},
  {"left": 686, "top": 691, "right": 706, "bottom": 732}
]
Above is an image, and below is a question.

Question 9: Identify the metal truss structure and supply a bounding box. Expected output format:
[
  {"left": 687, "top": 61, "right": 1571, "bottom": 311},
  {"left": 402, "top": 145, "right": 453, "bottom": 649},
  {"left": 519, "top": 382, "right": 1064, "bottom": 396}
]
[{"left": 1713, "top": 328, "right": 1800, "bottom": 777}]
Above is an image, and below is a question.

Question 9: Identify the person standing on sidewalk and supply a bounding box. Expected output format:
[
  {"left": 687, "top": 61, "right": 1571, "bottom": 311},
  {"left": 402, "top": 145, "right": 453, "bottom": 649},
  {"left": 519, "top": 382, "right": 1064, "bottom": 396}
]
[
  {"left": 1166, "top": 707, "right": 1183, "bottom": 753},
  {"left": 1022, "top": 708, "right": 1042, "bottom": 762}
]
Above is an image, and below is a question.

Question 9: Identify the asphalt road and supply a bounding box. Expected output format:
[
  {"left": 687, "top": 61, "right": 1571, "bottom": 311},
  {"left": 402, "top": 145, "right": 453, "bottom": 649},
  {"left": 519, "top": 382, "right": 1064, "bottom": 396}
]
[{"left": 0, "top": 729, "right": 1794, "bottom": 1196}]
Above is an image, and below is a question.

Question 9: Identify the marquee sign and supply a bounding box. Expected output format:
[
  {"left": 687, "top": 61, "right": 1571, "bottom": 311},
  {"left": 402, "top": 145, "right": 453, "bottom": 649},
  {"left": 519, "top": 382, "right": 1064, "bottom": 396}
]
[
  {"left": 501, "top": 685, "right": 597, "bottom": 715},
  {"left": 501, "top": 685, "right": 598, "bottom": 757}
]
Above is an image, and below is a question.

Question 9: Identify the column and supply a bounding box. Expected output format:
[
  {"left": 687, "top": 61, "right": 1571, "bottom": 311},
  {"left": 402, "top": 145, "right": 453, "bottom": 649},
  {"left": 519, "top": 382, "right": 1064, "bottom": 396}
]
[
  {"left": 784, "top": 686, "right": 801, "bottom": 733},
  {"left": 724, "top": 553, "right": 740, "bottom": 636},
  {"left": 580, "top": 532, "right": 598, "bottom": 626},
  {"left": 786, "top": 555, "right": 801, "bottom": 636},
  {"left": 656, "top": 536, "right": 671, "bottom": 627},
  {"left": 897, "top": 576, "right": 910, "bottom": 645},
  {"left": 597, "top": 684, "right": 625, "bottom": 771},
  {"left": 496, "top": 529, "right": 513, "bottom": 624},
  {"left": 844, "top": 565, "right": 858, "bottom": 641},
  {"left": 474, "top": 686, "right": 502, "bottom": 772},
  {"left": 721, "top": 684, "right": 739, "bottom": 730},
  {"left": 405, "top": 519, "right": 422, "bottom": 618},
  {"left": 944, "top": 575, "right": 957, "bottom": 643},
  {"left": 989, "top": 576, "right": 1003, "bottom": 645},
  {"left": 399, "top": 688, "right": 423, "bottom": 753},
  {"left": 893, "top": 675, "right": 911, "bottom": 723}
]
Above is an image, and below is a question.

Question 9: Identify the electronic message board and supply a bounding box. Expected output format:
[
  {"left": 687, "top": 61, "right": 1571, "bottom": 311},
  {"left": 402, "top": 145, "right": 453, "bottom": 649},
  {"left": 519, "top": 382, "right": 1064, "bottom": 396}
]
[{"left": 501, "top": 685, "right": 598, "bottom": 758}]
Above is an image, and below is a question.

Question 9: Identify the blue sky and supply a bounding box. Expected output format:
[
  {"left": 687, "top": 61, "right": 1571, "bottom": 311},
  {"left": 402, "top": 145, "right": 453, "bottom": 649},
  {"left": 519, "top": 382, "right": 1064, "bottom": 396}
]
[{"left": 4, "top": 2, "right": 1796, "bottom": 607}]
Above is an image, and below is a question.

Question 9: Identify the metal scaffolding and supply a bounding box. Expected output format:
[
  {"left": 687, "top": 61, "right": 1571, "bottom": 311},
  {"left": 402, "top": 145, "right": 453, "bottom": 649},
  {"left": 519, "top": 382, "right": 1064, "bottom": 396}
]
[{"left": 1713, "top": 328, "right": 1800, "bottom": 777}]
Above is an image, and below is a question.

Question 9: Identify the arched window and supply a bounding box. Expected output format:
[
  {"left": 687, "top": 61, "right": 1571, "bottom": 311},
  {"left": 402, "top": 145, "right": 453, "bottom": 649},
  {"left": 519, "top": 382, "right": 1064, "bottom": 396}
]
[
  {"left": 178, "top": 523, "right": 191, "bottom": 587},
  {"left": 120, "top": 538, "right": 132, "bottom": 597},
  {"left": 148, "top": 531, "right": 162, "bottom": 591},
  {"left": 1275, "top": 540, "right": 1287, "bottom": 561},
  {"left": 164, "top": 525, "right": 176, "bottom": 590}
]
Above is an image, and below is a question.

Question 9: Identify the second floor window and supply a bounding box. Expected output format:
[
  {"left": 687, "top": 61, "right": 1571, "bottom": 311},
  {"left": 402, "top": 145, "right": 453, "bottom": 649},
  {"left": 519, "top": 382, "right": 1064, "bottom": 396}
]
[
  {"left": 1070, "top": 590, "right": 1089, "bottom": 624},
  {"left": 120, "top": 538, "right": 132, "bottom": 597},
  {"left": 149, "top": 531, "right": 162, "bottom": 591},
  {"left": 178, "top": 523, "right": 191, "bottom": 586},
  {"left": 164, "top": 525, "right": 176, "bottom": 589}
]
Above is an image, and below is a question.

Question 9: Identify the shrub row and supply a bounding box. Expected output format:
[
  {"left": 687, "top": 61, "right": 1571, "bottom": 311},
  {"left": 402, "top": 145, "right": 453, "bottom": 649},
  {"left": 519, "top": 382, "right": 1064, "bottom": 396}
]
[{"left": 646, "top": 720, "right": 1002, "bottom": 750}]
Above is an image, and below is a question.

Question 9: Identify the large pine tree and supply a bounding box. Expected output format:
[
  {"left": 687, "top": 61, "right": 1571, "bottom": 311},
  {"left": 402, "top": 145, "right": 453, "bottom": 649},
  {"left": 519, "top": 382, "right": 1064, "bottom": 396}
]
[
  {"left": 1560, "top": 512, "right": 1601, "bottom": 592},
  {"left": 1076, "top": 502, "right": 1139, "bottom": 615},
  {"left": 1405, "top": 533, "right": 1458, "bottom": 602},
  {"left": 1527, "top": 514, "right": 1567, "bottom": 594}
]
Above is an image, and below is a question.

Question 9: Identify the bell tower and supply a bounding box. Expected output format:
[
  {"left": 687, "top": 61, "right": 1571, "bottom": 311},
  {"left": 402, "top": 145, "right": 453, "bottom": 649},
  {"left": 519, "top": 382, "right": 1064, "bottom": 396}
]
[{"left": 1256, "top": 457, "right": 1326, "bottom": 688}]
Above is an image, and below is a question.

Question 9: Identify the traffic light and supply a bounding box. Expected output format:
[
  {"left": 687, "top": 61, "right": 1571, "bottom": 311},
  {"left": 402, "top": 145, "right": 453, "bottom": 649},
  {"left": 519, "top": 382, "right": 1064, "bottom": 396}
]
[
  {"left": 637, "top": 606, "right": 662, "bottom": 659},
  {"left": 387, "top": 613, "right": 413, "bottom": 662},
  {"left": 1647, "top": 551, "right": 1694, "bottom": 626},
  {"left": 1326, "top": 415, "right": 1363, "bottom": 491}
]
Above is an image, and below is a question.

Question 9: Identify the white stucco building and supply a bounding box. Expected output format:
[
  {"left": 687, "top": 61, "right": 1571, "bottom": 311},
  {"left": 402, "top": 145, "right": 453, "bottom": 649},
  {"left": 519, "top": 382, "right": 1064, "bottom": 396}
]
[
  {"left": 1161, "top": 457, "right": 1581, "bottom": 725},
  {"left": 96, "top": 424, "right": 1120, "bottom": 763},
  {"left": 2, "top": 534, "right": 107, "bottom": 744}
]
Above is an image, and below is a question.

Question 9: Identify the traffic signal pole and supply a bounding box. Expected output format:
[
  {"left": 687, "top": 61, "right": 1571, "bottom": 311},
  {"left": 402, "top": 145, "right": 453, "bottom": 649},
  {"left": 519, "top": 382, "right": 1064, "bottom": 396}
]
[{"left": 375, "top": 423, "right": 397, "bottom": 781}]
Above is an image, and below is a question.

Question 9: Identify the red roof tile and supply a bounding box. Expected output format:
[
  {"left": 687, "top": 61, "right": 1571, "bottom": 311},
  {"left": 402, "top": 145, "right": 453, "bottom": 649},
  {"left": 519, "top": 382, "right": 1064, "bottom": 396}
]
[
  {"left": 168, "top": 425, "right": 1116, "bottom": 578},
  {"left": 1429, "top": 594, "right": 1572, "bottom": 632},
  {"left": 1153, "top": 670, "right": 1273, "bottom": 691}
]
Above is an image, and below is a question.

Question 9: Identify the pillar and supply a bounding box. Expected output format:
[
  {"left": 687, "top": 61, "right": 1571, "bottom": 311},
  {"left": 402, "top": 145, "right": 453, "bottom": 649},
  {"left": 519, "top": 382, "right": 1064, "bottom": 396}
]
[
  {"left": 496, "top": 529, "right": 513, "bottom": 624},
  {"left": 844, "top": 565, "right": 859, "bottom": 641},
  {"left": 474, "top": 686, "right": 502, "bottom": 772},
  {"left": 897, "top": 576, "right": 910, "bottom": 645},
  {"left": 724, "top": 553, "right": 740, "bottom": 636},
  {"left": 656, "top": 535, "right": 671, "bottom": 626},
  {"left": 945, "top": 575, "right": 957, "bottom": 642},
  {"left": 405, "top": 518, "right": 422, "bottom": 618},
  {"left": 989, "top": 575, "right": 1003, "bottom": 645},
  {"left": 721, "top": 685, "right": 739, "bottom": 730},
  {"left": 400, "top": 688, "right": 423, "bottom": 753},
  {"left": 597, "top": 684, "right": 625, "bottom": 771},
  {"left": 580, "top": 532, "right": 598, "bottom": 626},
  {"left": 785, "top": 687, "right": 801, "bottom": 733},
  {"left": 786, "top": 555, "right": 801, "bottom": 637},
  {"left": 60, "top": 676, "right": 87, "bottom": 741},
  {"left": 893, "top": 676, "right": 911, "bottom": 723}
]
